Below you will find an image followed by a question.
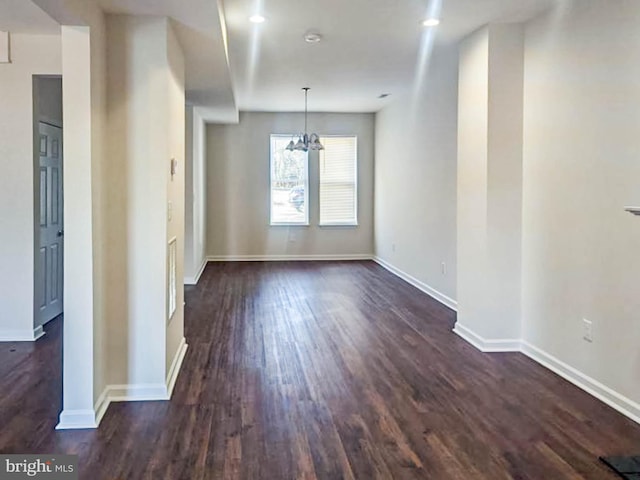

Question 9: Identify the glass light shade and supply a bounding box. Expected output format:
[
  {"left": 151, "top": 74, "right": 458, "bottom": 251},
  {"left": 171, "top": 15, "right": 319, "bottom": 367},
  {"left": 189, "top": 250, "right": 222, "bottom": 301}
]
[
  {"left": 308, "top": 133, "right": 324, "bottom": 150},
  {"left": 285, "top": 140, "right": 295, "bottom": 151},
  {"left": 294, "top": 137, "right": 307, "bottom": 151}
]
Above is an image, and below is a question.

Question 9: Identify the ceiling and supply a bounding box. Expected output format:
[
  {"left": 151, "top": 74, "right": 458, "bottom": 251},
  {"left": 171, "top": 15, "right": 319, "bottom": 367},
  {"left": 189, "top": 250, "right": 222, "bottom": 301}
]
[
  {"left": 5, "top": 0, "right": 556, "bottom": 119},
  {"left": 0, "top": 0, "right": 60, "bottom": 34},
  {"left": 224, "top": 0, "right": 556, "bottom": 113},
  {"left": 97, "top": 0, "right": 237, "bottom": 122}
]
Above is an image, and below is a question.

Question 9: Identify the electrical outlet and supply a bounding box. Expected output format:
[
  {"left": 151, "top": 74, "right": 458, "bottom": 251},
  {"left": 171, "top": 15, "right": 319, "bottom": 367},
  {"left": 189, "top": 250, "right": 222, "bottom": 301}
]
[
  {"left": 583, "top": 318, "right": 593, "bottom": 343},
  {"left": 441, "top": 262, "right": 447, "bottom": 275}
]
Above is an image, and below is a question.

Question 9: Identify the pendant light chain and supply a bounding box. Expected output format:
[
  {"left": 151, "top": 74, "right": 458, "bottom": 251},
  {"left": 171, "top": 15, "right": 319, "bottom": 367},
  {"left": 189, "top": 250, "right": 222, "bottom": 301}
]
[{"left": 304, "top": 87, "right": 308, "bottom": 135}]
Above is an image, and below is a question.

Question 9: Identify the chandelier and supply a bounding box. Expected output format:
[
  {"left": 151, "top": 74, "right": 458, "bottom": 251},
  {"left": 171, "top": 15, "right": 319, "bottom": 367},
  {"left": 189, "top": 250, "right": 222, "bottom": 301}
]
[{"left": 286, "top": 87, "right": 324, "bottom": 152}]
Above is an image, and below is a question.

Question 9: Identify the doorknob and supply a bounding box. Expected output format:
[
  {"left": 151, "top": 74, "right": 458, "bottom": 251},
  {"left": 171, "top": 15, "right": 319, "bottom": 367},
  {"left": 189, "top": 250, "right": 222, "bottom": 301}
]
[{"left": 57, "top": 230, "right": 64, "bottom": 237}]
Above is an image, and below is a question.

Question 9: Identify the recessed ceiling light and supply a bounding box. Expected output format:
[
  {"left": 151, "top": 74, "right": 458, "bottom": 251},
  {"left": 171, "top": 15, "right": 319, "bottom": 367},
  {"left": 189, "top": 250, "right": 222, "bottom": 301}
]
[
  {"left": 249, "top": 14, "right": 266, "bottom": 23},
  {"left": 422, "top": 18, "right": 440, "bottom": 27},
  {"left": 304, "top": 32, "right": 323, "bottom": 44}
]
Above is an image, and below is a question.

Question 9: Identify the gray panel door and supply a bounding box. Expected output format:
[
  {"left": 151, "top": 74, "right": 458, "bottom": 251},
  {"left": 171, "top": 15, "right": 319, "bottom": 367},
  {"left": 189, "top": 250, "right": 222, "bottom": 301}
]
[{"left": 35, "top": 122, "right": 63, "bottom": 326}]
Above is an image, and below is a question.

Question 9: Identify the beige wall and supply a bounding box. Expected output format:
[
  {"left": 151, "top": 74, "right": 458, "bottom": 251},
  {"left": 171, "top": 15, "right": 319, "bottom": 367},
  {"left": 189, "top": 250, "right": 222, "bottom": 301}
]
[
  {"left": 522, "top": 1, "right": 640, "bottom": 407},
  {"left": 206, "top": 112, "right": 374, "bottom": 258},
  {"left": 0, "top": 34, "right": 61, "bottom": 340},
  {"left": 105, "top": 15, "right": 185, "bottom": 388},
  {"left": 374, "top": 48, "right": 458, "bottom": 303},
  {"left": 184, "top": 105, "right": 207, "bottom": 282},
  {"left": 165, "top": 20, "right": 185, "bottom": 378},
  {"left": 87, "top": 3, "right": 108, "bottom": 412}
]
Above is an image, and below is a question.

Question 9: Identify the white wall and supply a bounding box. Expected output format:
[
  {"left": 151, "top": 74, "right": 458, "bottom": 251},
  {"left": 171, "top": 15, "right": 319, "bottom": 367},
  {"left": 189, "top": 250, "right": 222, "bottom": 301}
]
[
  {"left": 456, "top": 27, "right": 489, "bottom": 330},
  {"left": 522, "top": 1, "right": 640, "bottom": 409},
  {"left": 206, "top": 112, "right": 374, "bottom": 258},
  {"left": 374, "top": 47, "right": 458, "bottom": 303},
  {"left": 105, "top": 15, "right": 185, "bottom": 390},
  {"left": 486, "top": 25, "right": 524, "bottom": 341},
  {"left": 184, "top": 105, "right": 207, "bottom": 283},
  {"left": 59, "top": 15, "right": 107, "bottom": 427},
  {"left": 0, "top": 34, "right": 61, "bottom": 341},
  {"left": 456, "top": 25, "right": 524, "bottom": 343}
]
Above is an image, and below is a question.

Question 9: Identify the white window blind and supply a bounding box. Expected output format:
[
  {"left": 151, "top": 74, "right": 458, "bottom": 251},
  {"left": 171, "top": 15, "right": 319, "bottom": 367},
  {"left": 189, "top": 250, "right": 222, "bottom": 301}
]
[{"left": 319, "top": 136, "right": 357, "bottom": 225}]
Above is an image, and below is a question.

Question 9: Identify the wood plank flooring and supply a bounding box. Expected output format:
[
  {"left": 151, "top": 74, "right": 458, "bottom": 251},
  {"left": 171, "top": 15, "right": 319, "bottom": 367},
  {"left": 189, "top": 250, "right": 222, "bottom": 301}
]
[{"left": 1, "top": 260, "right": 640, "bottom": 479}]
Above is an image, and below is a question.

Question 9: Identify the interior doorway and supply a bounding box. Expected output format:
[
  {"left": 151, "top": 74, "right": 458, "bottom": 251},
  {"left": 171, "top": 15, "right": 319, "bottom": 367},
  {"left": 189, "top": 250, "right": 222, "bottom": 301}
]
[{"left": 33, "top": 76, "right": 63, "bottom": 330}]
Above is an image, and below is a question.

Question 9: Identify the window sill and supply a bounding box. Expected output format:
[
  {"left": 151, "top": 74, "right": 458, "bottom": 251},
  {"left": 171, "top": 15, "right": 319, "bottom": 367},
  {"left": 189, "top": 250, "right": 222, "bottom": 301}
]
[
  {"left": 319, "top": 223, "right": 359, "bottom": 227},
  {"left": 270, "top": 223, "right": 310, "bottom": 227}
]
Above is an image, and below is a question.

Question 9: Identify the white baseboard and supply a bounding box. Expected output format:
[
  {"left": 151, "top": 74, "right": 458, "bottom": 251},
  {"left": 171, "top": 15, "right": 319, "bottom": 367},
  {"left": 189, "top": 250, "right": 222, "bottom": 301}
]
[
  {"left": 107, "top": 383, "right": 172, "bottom": 402},
  {"left": 373, "top": 256, "right": 458, "bottom": 311},
  {"left": 85, "top": 382, "right": 173, "bottom": 430},
  {"left": 33, "top": 325, "right": 45, "bottom": 340},
  {"left": 0, "top": 325, "right": 45, "bottom": 342},
  {"left": 94, "top": 388, "right": 110, "bottom": 426},
  {"left": 59, "top": 339, "right": 189, "bottom": 430},
  {"left": 452, "top": 322, "right": 640, "bottom": 425},
  {"left": 166, "top": 337, "right": 188, "bottom": 397},
  {"left": 108, "top": 339, "right": 188, "bottom": 402},
  {"left": 57, "top": 386, "right": 111, "bottom": 430},
  {"left": 56, "top": 409, "right": 98, "bottom": 430},
  {"left": 452, "top": 323, "right": 521, "bottom": 352},
  {"left": 207, "top": 254, "right": 373, "bottom": 262},
  {"left": 521, "top": 341, "right": 640, "bottom": 424},
  {"left": 184, "top": 258, "right": 207, "bottom": 285}
]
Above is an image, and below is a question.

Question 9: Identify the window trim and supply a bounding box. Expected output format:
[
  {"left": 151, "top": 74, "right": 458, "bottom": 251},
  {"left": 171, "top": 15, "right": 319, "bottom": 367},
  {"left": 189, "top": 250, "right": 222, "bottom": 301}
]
[
  {"left": 269, "top": 134, "right": 310, "bottom": 226},
  {"left": 318, "top": 135, "right": 358, "bottom": 227}
]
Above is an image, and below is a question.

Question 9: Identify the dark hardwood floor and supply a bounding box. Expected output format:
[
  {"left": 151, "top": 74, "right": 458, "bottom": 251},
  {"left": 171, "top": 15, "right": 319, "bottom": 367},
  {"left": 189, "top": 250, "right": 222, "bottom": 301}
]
[{"left": 1, "top": 260, "right": 640, "bottom": 479}]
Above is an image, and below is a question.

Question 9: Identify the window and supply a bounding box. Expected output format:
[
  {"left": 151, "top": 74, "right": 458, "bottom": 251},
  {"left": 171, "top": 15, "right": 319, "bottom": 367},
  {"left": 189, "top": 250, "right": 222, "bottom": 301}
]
[
  {"left": 319, "top": 136, "right": 358, "bottom": 225},
  {"left": 270, "top": 135, "right": 309, "bottom": 225}
]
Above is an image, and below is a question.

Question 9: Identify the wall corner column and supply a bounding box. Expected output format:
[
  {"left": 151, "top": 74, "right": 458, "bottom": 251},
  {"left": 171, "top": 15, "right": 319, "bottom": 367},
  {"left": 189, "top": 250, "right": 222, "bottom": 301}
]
[
  {"left": 57, "top": 25, "right": 97, "bottom": 429},
  {"left": 455, "top": 24, "right": 525, "bottom": 350}
]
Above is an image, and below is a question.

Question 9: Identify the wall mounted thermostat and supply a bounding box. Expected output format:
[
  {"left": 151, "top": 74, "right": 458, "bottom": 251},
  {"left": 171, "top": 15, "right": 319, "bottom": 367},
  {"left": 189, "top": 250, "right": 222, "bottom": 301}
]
[{"left": 170, "top": 158, "right": 177, "bottom": 179}]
